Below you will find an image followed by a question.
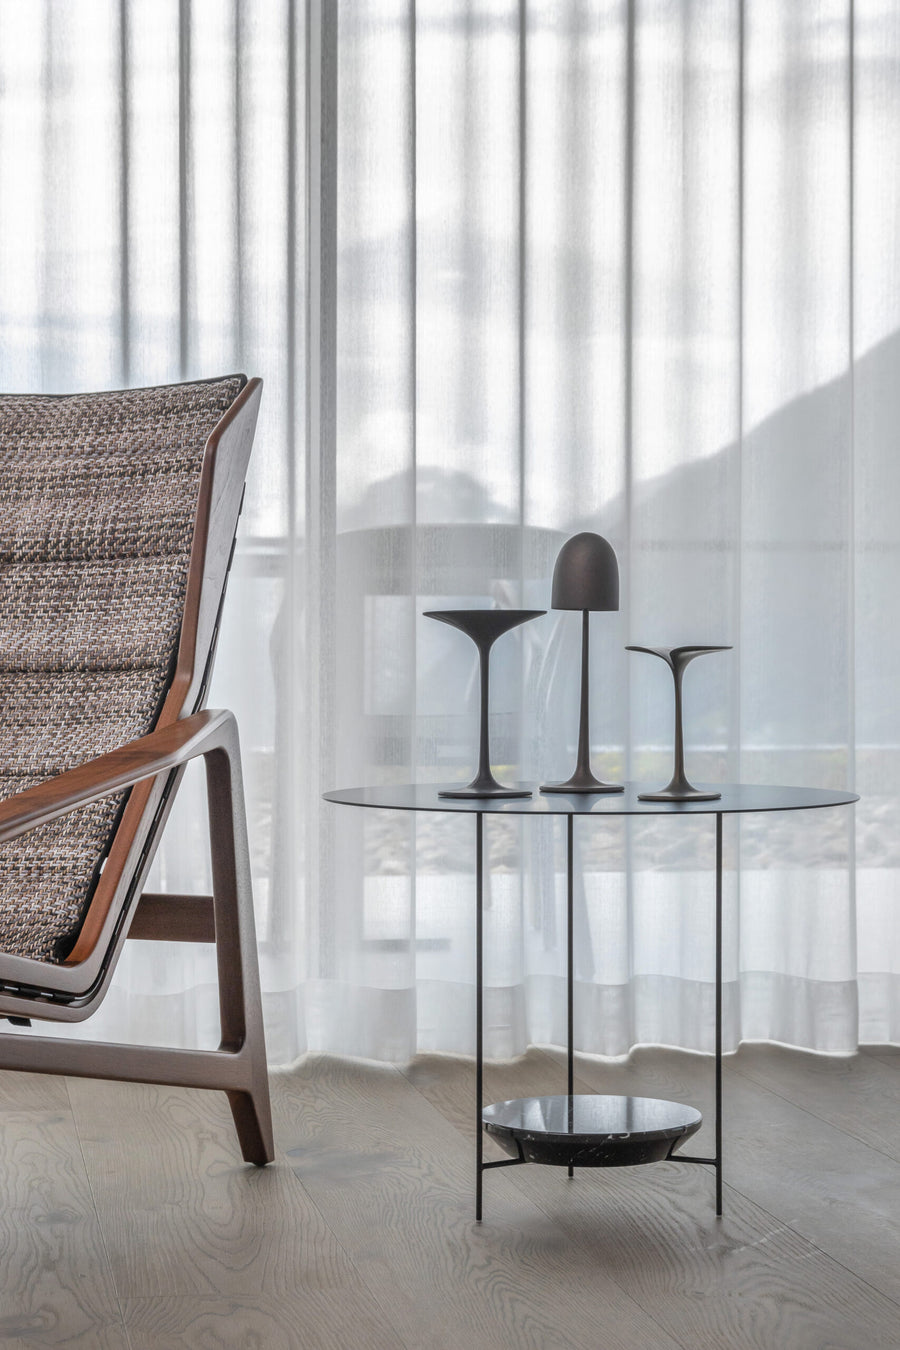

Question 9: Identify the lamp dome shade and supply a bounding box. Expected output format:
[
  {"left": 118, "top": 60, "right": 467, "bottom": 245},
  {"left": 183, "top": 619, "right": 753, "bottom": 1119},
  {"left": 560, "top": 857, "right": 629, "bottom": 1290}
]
[{"left": 550, "top": 532, "right": 619, "bottom": 611}]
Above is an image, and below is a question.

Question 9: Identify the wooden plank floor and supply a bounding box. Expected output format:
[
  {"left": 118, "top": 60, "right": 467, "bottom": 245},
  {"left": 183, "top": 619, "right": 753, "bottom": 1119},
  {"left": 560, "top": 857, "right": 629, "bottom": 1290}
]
[{"left": 0, "top": 1046, "right": 898, "bottom": 1348}]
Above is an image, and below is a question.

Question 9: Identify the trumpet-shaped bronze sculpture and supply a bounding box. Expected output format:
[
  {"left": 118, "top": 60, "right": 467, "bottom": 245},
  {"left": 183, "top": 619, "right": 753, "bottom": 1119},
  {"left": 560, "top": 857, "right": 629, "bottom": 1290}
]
[
  {"left": 626, "top": 644, "right": 731, "bottom": 801},
  {"left": 424, "top": 608, "right": 544, "bottom": 798}
]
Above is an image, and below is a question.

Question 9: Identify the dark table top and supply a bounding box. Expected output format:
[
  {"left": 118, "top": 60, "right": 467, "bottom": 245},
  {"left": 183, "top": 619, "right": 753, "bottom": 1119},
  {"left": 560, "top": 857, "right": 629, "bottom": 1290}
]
[{"left": 323, "top": 782, "right": 859, "bottom": 817}]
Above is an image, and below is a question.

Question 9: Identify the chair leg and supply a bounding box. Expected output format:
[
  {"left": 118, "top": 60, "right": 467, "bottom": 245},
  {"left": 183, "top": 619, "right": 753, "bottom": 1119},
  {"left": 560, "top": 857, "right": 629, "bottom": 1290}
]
[
  {"left": 205, "top": 726, "right": 275, "bottom": 1165},
  {"left": 226, "top": 1086, "right": 274, "bottom": 1166},
  {"left": 0, "top": 714, "right": 275, "bottom": 1166}
]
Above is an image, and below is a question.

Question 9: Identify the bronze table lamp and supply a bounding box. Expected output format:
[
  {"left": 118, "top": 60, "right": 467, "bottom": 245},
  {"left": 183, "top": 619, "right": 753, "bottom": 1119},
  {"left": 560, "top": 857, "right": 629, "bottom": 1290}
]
[{"left": 541, "top": 532, "right": 624, "bottom": 795}]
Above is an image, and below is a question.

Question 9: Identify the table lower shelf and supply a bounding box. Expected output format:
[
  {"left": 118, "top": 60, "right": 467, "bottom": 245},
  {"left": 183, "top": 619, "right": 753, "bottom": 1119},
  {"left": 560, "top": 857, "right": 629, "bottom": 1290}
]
[{"left": 482, "top": 1094, "right": 703, "bottom": 1168}]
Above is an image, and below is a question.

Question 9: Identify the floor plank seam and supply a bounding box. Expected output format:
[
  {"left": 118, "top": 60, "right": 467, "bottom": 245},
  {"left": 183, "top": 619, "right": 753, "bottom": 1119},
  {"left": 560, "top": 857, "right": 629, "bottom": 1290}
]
[
  {"left": 672, "top": 1168, "right": 900, "bottom": 1318},
  {"left": 64, "top": 1073, "right": 135, "bottom": 1348},
  {"left": 719, "top": 1201, "right": 900, "bottom": 1320},
  {"left": 271, "top": 1070, "right": 420, "bottom": 1350},
  {"left": 860, "top": 1046, "right": 900, "bottom": 1069},
  {"left": 495, "top": 1163, "right": 701, "bottom": 1350},
  {"left": 727, "top": 1058, "right": 900, "bottom": 1170}
]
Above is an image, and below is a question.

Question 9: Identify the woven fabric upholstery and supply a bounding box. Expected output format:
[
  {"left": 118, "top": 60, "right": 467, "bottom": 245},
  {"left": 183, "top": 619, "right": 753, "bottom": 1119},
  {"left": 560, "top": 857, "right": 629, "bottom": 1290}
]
[{"left": 0, "top": 375, "right": 246, "bottom": 963}]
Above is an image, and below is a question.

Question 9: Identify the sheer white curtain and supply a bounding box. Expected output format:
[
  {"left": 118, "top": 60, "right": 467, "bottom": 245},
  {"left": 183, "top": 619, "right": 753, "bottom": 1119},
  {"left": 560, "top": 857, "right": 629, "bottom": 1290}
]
[
  {"left": 0, "top": 0, "right": 307, "bottom": 1059},
  {"left": 0, "top": 0, "right": 897, "bottom": 1064}
]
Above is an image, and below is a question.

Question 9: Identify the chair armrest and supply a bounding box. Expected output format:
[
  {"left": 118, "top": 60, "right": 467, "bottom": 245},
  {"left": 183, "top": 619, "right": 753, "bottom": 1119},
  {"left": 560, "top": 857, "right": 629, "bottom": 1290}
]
[{"left": 0, "top": 708, "right": 234, "bottom": 846}]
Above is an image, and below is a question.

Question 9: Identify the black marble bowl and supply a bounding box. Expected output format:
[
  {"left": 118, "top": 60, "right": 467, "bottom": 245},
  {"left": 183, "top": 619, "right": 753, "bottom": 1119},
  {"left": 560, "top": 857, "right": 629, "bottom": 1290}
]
[{"left": 482, "top": 1094, "right": 702, "bottom": 1168}]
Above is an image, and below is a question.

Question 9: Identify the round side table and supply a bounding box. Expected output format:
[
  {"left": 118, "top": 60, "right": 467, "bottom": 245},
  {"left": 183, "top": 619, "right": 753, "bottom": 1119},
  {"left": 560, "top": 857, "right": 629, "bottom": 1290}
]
[{"left": 324, "top": 781, "right": 858, "bottom": 1220}]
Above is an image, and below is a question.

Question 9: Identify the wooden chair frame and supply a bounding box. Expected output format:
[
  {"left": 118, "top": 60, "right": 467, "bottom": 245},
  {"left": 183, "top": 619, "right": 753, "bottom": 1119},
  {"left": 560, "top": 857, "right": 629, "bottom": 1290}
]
[{"left": 0, "top": 377, "right": 273, "bottom": 1165}]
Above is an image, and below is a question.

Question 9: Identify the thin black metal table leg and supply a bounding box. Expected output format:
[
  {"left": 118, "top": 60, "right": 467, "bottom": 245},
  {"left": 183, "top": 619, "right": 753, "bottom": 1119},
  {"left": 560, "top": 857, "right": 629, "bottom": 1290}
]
[
  {"left": 715, "top": 811, "right": 723, "bottom": 1217},
  {"left": 567, "top": 813, "right": 574, "bottom": 1178},
  {"left": 476, "top": 811, "right": 484, "bottom": 1222}
]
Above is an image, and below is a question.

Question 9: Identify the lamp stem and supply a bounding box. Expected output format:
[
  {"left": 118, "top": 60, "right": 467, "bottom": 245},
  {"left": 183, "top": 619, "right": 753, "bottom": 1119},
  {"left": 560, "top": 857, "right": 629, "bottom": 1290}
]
[
  {"left": 476, "top": 636, "right": 493, "bottom": 788},
  {"left": 575, "top": 609, "right": 591, "bottom": 779},
  {"left": 540, "top": 608, "right": 623, "bottom": 794},
  {"left": 671, "top": 659, "right": 686, "bottom": 789}
]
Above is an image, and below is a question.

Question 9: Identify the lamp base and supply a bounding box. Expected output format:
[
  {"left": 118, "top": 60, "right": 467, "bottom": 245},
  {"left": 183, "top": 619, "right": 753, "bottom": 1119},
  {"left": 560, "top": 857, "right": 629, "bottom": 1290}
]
[
  {"left": 540, "top": 771, "right": 624, "bottom": 796},
  {"left": 637, "top": 784, "right": 721, "bottom": 803},
  {"left": 439, "top": 773, "right": 532, "bottom": 800}
]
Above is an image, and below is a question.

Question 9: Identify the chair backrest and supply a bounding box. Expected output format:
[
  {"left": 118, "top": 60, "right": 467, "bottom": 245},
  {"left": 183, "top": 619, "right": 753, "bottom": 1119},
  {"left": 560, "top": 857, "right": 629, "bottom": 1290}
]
[{"left": 0, "top": 375, "right": 258, "bottom": 970}]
